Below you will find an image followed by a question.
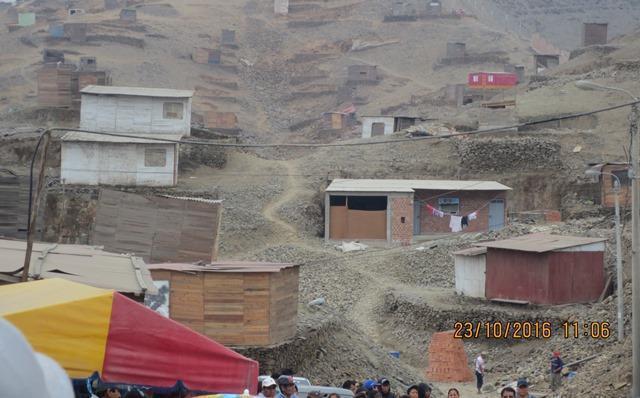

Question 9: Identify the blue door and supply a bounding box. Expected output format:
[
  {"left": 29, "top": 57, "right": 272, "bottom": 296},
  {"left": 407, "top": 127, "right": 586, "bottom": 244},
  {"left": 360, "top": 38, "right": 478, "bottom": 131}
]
[{"left": 488, "top": 199, "right": 505, "bottom": 231}]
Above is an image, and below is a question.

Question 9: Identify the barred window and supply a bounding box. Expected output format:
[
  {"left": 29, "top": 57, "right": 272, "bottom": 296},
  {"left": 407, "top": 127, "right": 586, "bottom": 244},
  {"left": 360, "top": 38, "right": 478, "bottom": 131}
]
[
  {"left": 144, "top": 148, "right": 166, "bottom": 167},
  {"left": 163, "top": 102, "right": 184, "bottom": 119}
]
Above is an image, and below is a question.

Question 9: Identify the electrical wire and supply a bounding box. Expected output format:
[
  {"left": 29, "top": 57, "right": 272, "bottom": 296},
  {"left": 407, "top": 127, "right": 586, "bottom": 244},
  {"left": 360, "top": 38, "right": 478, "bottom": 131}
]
[{"left": 5, "top": 98, "right": 640, "bottom": 148}]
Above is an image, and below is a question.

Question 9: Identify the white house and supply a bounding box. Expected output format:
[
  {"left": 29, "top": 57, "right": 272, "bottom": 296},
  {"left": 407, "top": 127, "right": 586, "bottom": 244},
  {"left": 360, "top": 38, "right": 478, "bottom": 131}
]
[
  {"left": 361, "top": 115, "right": 421, "bottom": 138},
  {"left": 453, "top": 247, "right": 487, "bottom": 298},
  {"left": 61, "top": 85, "right": 194, "bottom": 187}
]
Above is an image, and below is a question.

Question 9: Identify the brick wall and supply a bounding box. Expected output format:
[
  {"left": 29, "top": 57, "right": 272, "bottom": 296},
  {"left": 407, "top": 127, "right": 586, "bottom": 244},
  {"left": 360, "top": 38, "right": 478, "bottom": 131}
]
[
  {"left": 390, "top": 195, "right": 413, "bottom": 245},
  {"left": 415, "top": 190, "right": 507, "bottom": 234},
  {"left": 425, "top": 331, "right": 474, "bottom": 382}
]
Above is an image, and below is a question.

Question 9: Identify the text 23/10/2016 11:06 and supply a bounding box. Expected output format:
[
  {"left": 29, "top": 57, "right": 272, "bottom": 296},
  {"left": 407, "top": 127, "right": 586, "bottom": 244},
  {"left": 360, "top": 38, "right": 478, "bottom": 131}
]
[{"left": 453, "top": 321, "right": 611, "bottom": 339}]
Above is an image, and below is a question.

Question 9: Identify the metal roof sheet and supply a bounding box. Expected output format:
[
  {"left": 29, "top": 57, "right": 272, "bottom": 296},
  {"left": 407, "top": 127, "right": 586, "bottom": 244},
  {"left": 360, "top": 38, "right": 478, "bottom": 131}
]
[
  {"left": 475, "top": 233, "right": 607, "bottom": 253},
  {"left": 452, "top": 247, "right": 487, "bottom": 256},
  {"left": 61, "top": 132, "right": 183, "bottom": 144},
  {"left": 0, "top": 239, "right": 156, "bottom": 294},
  {"left": 80, "top": 85, "right": 194, "bottom": 98},
  {"left": 148, "top": 261, "right": 299, "bottom": 273},
  {"left": 326, "top": 179, "right": 512, "bottom": 193}
]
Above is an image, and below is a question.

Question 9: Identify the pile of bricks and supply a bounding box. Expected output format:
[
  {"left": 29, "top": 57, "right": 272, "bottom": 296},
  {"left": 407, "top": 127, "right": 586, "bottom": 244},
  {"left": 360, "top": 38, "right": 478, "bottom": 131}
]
[{"left": 425, "top": 331, "right": 474, "bottom": 382}]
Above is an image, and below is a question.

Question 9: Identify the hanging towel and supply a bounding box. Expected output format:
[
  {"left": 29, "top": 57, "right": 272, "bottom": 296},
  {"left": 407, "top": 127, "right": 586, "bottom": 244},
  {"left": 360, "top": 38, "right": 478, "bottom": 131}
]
[
  {"left": 461, "top": 215, "right": 469, "bottom": 228},
  {"left": 449, "top": 215, "right": 463, "bottom": 232},
  {"left": 468, "top": 211, "right": 478, "bottom": 221},
  {"left": 427, "top": 204, "right": 445, "bottom": 218}
]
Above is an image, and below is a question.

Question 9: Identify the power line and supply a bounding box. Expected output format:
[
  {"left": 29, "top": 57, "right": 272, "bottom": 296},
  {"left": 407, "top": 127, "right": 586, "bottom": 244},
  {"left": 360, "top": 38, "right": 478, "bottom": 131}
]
[{"left": 6, "top": 98, "right": 640, "bottom": 148}]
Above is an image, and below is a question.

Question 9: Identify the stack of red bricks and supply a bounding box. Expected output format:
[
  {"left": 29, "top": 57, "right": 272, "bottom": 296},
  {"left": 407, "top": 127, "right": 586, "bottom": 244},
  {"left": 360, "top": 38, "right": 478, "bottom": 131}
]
[{"left": 425, "top": 331, "right": 474, "bottom": 382}]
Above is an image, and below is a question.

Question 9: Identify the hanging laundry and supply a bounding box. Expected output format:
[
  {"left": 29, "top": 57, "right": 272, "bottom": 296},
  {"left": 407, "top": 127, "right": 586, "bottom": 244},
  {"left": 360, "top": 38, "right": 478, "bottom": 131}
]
[
  {"left": 468, "top": 211, "right": 478, "bottom": 221},
  {"left": 461, "top": 215, "right": 469, "bottom": 228},
  {"left": 449, "top": 215, "right": 462, "bottom": 232},
  {"left": 427, "top": 204, "right": 445, "bottom": 218}
]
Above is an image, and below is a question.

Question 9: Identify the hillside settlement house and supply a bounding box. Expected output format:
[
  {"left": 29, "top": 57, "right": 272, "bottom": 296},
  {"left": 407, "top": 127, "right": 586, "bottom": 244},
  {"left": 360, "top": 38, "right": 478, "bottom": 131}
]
[{"left": 61, "top": 85, "right": 194, "bottom": 186}]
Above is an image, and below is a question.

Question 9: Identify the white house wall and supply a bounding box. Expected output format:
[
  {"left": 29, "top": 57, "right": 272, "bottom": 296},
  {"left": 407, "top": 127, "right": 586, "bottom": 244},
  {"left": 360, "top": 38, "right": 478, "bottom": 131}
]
[
  {"left": 80, "top": 95, "right": 192, "bottom": 136},
  {"left": 454, "top": 254, "right": 486, "bottom": 298},
  {"left": 361, "top": 117, "right": 395, "bottom": 138},
  {"left": 61, "top": 142, "right": 176, "bottom": 186}
]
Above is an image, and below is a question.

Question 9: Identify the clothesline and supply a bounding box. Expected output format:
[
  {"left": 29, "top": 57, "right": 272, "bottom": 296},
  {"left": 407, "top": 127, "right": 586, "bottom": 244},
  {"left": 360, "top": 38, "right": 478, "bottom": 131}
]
[{"left": 423, "top": 194, "right": 504, "bottom": 233}]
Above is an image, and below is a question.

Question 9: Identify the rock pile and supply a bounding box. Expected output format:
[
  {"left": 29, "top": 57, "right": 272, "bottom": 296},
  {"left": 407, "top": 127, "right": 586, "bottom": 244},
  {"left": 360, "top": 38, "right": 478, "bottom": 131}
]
[{"left": 455, "top": 137, "right": 562, "bottom": 172}]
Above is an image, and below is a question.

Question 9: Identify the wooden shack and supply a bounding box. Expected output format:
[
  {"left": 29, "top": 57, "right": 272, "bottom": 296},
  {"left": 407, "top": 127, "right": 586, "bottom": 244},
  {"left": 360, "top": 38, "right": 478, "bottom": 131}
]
[
  {"left": 37, "top": 64, "right": 78, "bottom": 108},
  {"left": 193, "top": 48, "right": 221, "bottom": 65},
  {"left": 148, "top": 262, "right": 299, "bottom": 346}
]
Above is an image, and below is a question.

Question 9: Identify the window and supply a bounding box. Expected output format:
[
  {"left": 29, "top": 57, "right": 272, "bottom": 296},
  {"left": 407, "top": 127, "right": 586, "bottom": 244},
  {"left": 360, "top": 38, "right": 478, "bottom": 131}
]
[
  {"left": 472, "top": 75, "right": 479, "bottom": 83},
  {"left": 163, "top": 102, "right": 184, "bottom": 119},
  {"left": 348, "top": 196, "right": 387, "bottom": 211},
  {"left": 612, "top": 169, "right": 630, "bottom": 187},
  {"left": 330, "top": 195, "right": 346, "bottom": 206},
  {"left": 144, "top": 148, "right": 166, "bottom": 167},
  {"left": 438, "top": 197, "right": 460, "bottom": 215},
  {"left": 371, "top": 122, "right": 386, "bottom": 136},
  {"left": 488, "top": 74, "right": 494, "bottom": 83}
]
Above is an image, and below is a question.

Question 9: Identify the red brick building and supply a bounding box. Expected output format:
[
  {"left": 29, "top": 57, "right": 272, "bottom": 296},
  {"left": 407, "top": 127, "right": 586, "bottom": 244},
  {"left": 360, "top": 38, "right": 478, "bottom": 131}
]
[
  {"left": 589, "top": 162, "right": 631, "bottom": 208},
  {"left": 324, "top": 179, "right": 511, "bottom": 246}
]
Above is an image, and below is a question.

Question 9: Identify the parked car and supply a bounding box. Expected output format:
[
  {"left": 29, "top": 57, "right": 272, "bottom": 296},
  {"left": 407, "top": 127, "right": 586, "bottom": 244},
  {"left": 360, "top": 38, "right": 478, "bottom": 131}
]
[{"left": 258, "top": 375, "right": 312, "bottom": 387}]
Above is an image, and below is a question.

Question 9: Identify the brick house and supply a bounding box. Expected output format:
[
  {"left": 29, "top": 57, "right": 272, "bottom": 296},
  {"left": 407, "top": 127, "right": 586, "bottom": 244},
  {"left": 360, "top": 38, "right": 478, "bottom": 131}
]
[
  {"left": 324, "top": 179, "right": 511, "bottom": 246},
  {"left": 588, "top": 162, "right": 631, "bottom": 208}
]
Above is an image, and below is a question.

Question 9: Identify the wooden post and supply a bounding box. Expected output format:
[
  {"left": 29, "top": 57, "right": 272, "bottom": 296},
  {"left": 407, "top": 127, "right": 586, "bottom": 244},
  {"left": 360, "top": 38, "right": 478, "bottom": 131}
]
[{"left": 21, "top": 131, "right": 51, "bottom": 282}]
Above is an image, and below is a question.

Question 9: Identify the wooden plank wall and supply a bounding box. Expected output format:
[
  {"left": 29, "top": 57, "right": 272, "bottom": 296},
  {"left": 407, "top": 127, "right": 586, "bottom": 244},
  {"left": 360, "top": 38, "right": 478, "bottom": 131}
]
[
  {"left": 93, "top": 189, "right": 222, "bottom": 263},
  {"left": 0, "top": 174, "right": 31, "bottom": 239},
  {"left": 269, "top": 266, "right": 299, "bottom": 344},
  {"left": 37, "top": 65, "right": 77, "bottom": 108}
]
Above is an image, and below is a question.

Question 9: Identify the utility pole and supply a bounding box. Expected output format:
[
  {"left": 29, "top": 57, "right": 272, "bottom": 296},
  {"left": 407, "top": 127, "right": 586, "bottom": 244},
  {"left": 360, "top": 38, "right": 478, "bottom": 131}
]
[
  {"left": 21, "top": 131, "right": 51, "bottom": 282},
  {"left": 632, "top": 102, "right": 640, "bottom": 398},
  {"left": 614, "top": 178, "right": 624, "bottom": 342}
]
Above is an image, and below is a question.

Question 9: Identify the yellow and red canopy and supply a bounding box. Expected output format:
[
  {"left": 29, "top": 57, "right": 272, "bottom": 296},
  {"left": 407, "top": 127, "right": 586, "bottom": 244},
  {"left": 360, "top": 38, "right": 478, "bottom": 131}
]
[{"left": 0, "top": 279, "right": 259, "bottom": 393}]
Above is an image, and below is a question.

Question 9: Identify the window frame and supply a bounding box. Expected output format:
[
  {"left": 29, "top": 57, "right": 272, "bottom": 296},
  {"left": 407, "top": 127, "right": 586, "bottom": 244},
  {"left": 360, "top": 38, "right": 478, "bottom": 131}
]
[
  {"left": 438, "top": 197, "right": 460, "bottom": 215},
  {"left": 163, "top": 102, "right": 184, "bottom": 120}
]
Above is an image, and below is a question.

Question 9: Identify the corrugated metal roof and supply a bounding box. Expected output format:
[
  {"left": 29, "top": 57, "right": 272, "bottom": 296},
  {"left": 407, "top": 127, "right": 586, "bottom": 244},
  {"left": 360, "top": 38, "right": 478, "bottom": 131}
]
[
  {"left": 81, "top": 85, "right": 194, "bottom": 98},
  {"left": 0, "top": 239, "right": 156, "bottom": 294},
  {"left": 148, "top": 261, "right": 299, "bottom": 273},
  {"left": 475, "top": 233, "right": 607, "bottom": 253},
  {"left": 452, "top": 247, "right": 487, "bottom": 256},
  {"left": 61, "top": 132, "right": 183, "bottom": 144},
  {"left": 326, "top": 179, "right": 512, "bottom": 193}
]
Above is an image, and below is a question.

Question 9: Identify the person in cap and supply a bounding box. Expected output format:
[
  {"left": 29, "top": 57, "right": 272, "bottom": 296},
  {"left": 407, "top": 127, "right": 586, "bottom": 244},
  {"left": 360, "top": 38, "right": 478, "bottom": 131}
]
[
  {"left": 307, "top": 391, "right": 322, "bottom": 398},
  {"left": 500, "top": 387, "right": 516, "bottom": 398},
  {"left": 276, "top": 375, "right": 298, "bottom": 398},
  {"left": 377, "top": 378, "right": 395, "bottom": 398},
  {"left": 259, "top": 377, "right": 278, "bottom": 398},
  {"left": 550, "top": 351, "right": 564, "bottom": 391},
  {"left": 417, "top": 383, "right": 431, "bottom": 398},
  {"left": 474, "top": 351, "right": 486, "bottom": 394},
  {"left": 363, "top": 379, "right": 379, "bottom": 391},
  {"left": 516, "top": 378, "right": 535, "bottom": 398},
  {"left": 406, "top": 385, "right": 419, "bottom": 398}
]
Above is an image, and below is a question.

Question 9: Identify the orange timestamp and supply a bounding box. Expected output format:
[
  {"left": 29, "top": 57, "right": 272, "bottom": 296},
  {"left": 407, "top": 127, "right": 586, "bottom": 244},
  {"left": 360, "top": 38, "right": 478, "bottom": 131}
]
[{"left": 453, "top": 321, "right": 612, "bottom": 340}]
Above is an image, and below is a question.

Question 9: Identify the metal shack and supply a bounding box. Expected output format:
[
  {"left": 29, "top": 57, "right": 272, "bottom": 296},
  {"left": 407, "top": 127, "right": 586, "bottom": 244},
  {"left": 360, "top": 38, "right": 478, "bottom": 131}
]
[
  {"left": 325, "top": 179, "right": 510, "bottom": 245},
  {"left": 147, "top": 262, "right": 299, "bottom": 346},
  {"left": 468, "top": 72, "right": 518, "bottom": 89},
  {"left": 361, "top": 115, "right": 422, "bottom": 138},
  {"left": 0, "top": 239, "right": 156, "bottom": 298},
  {"left": 61, "top": 85, "right": 193, "bottom": 186},
  {"left": 477, "top": 233, "right": 607, "bottom": 305}
]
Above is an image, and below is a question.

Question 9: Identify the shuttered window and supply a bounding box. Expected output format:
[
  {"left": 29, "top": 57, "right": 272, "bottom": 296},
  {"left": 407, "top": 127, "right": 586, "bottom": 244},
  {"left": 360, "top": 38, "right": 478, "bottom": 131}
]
[{"left": 163, "top": 102, "right": 184, "bottom": 119}]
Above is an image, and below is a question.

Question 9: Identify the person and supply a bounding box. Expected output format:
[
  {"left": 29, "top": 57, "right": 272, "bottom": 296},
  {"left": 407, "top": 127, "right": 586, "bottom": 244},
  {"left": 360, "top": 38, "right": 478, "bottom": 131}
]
[
  {"left": 550, "top": 351, "right": 564, "bottom": 391},
  {"left": 500, "top": 387, "right": 516, "bottom": 398},
  {"left": 343, "top": 380, "right": 357, "bottom": 393},
  {"left": 406, "top": 385, "right": 419, "bottom": 398},
  {"left": 259, "top": 376, "right": 278, "bottom": 398},
  {"left": 328, "top": 393, "right": 339, "bottom": 398},
  {"left": 516, "top": 378, "right": 535, "bottom": 398},
  {"left": 363, "top": 379, "right": 379, "bottom": 391},
  {"left": 97, "top": 387, "right": 122, "bottom": 398},
  {"left": 276, "top": 375, "right": 298, "bottom": 398},
  {"left": 377, "top": 378, "right": 395, "bottom": 398},
  {"left": 417, "top": 382, "right": 432, "bottom": 398},
  {"left": 447, "top": 388, "right": 460, "bottom": 398},
  {"left": 124, "top": 390, "right": 145, "bottom": 398},
  {"left": 474, "top": 351, "right": 486, "bottom": 394},
  {"left": 308, "top": 391, "right": 322, "bottom": 398}
]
